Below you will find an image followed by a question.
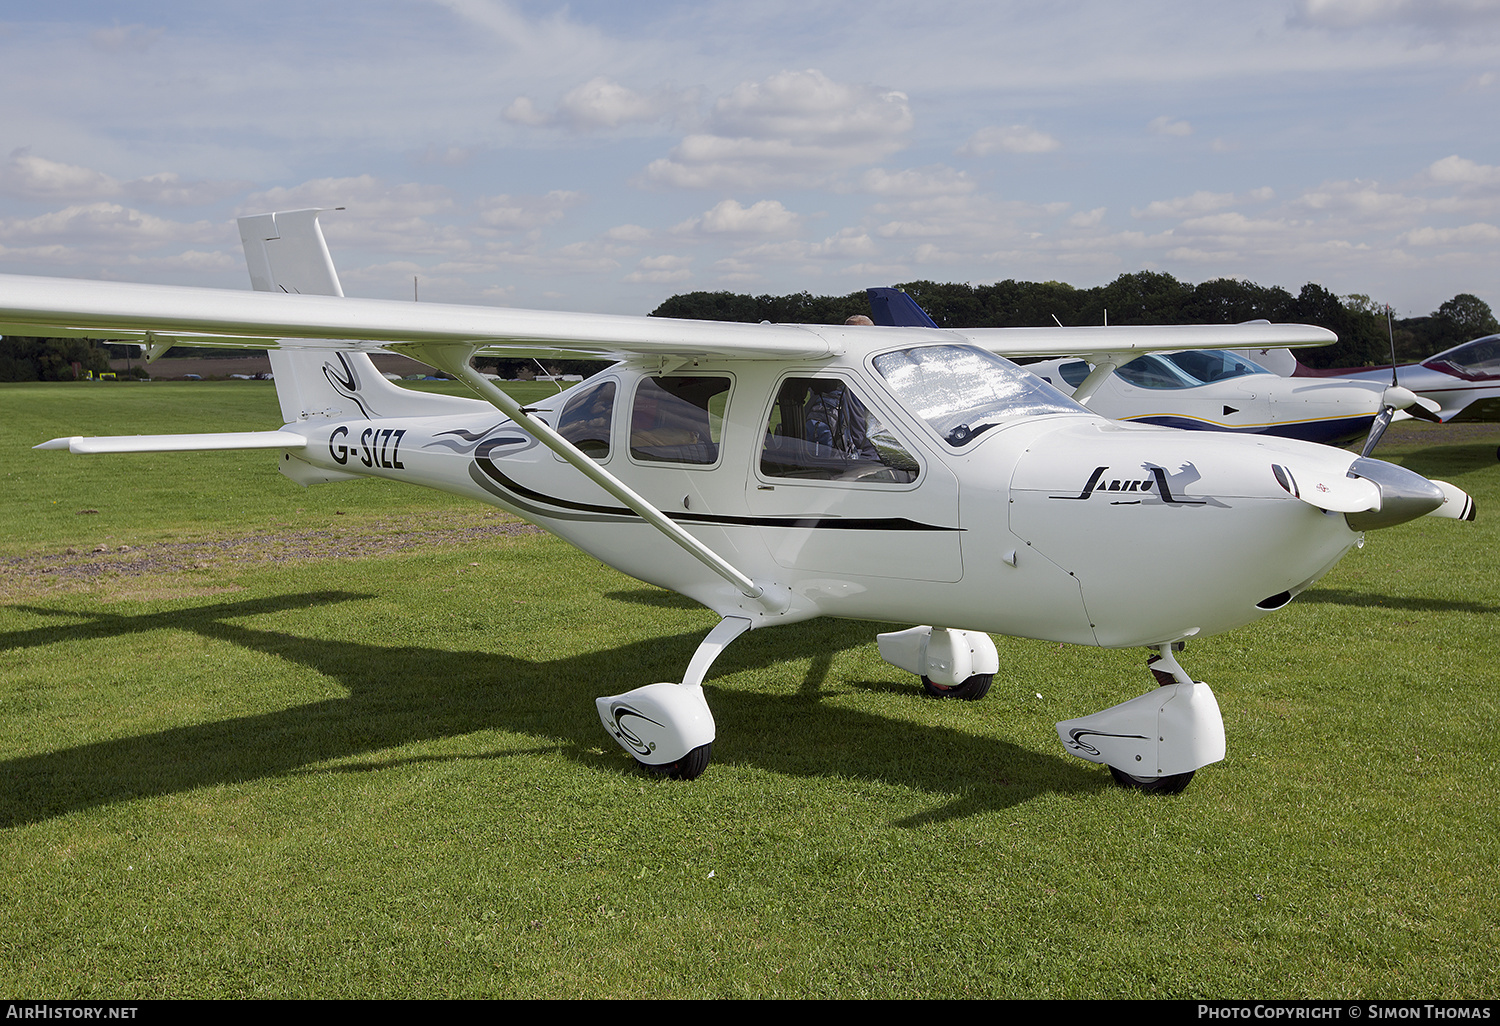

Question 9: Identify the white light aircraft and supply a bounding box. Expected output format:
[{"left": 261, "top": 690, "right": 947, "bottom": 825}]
[
  {"left": 868, "top": 287, "right": 1441, "bottom": 456},
  {"left": 0, "top": 210, "right": 1477, "bottom": 794}
]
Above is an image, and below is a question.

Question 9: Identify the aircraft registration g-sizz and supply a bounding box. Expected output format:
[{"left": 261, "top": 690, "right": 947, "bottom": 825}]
[{"left": 0, "top": 210, "right": 1478, "bottom": 793}]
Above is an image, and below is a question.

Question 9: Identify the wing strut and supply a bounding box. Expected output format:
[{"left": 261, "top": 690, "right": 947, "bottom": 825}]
[
  {"left": 398, "top": 343, "right": 784, "bottom": 612},
  {"left": 1070, "top": 353, "right": 1129, "bottom": 406}
]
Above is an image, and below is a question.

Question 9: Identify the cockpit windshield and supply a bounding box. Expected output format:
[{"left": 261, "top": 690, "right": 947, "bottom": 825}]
[
  {"left": 1425, "top": 334, "right": 1500, "bottom": 381},
  {"left": 1114, "top": 349, "right": 1271, "bottom": 390},
  {"left": 872, "top": 344, "right": 1085, "bottom": 447}
]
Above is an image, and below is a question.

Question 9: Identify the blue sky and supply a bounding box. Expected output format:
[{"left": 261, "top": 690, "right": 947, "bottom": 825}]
[{"left": 1, "top": 1, "right": 1497, "bottom": 321}]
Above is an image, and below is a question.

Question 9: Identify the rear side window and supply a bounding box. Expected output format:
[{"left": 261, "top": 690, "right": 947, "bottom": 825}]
[{"left": 630, "top": 376, "right": 731, "bottom": 465}]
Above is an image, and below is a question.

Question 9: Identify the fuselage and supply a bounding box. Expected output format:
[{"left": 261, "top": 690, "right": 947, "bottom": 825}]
[
  {"left": 1027, "top": 350, "right": 1387, "bottom": 446},
  {"left": 283, "top": 341, "right": 1368, "bottom": 649},
  {"left": 1334, "top": 334, "right": 1500, "bottom": 423}
]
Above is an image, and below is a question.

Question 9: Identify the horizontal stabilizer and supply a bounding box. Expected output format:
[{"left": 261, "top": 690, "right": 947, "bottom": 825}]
[{"left": 35, "top": 431, "right": 308, "bottom": 454}]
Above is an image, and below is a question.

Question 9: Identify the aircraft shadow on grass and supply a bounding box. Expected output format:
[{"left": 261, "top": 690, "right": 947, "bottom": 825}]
[
  {"left": 1296, "top": 588, "right": 1499, "bottom": 614},
  {"left": 0, "top": 590, "right": 1094, "bottom": 829}
]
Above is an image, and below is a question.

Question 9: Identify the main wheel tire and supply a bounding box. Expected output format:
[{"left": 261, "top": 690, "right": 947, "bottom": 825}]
[
  {"left": 1108, "top": 766, "right": 1195, "bottom": 795},
  {"left": 921, "top": 673, "right": 993, "bottom": 701},
  {"left": 637, "top": 742, "right": 713, "bottom": 781}
]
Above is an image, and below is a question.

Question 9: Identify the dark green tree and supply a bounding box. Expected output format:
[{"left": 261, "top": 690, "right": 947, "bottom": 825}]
[
  {"left": 1435, "top": 293, "right": 1499, "bottom": 340},
  {"left": 0, "top": 336, "right": 113, "bottom": 382}
]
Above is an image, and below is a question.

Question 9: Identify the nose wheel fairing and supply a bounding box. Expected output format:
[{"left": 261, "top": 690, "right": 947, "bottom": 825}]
[{"left": 1056, "top": 647, "right": 1227, "bottom": 787}]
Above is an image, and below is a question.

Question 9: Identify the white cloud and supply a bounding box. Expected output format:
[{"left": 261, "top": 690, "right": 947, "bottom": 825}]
[
  {"left": 858, "top": 166, "right": 975, "bottom": 198},
  {"left": 428, "top": 0, "right": 612, "bottom": 60},
  {"left": 0, "top": 203, "right": 222, "bottom": 268},
  {"left": 810, "top": 228, "right": 878, "bottom": 259},
  {"left": 643, "top": 69, "right": 912, "bottom": 190},
  {"left": 1294, "top": 179, "right": 1430, "bottom": 221},
  {"left": 556, "top": 78, "right": 679, "bottom": 131},
  {"left": 1148, "top": 116, "right": 1194, "bottom": 137},
  {"left": 504, "top": 77, "right": 691, "bottom": 132},
  {"left": 123, "top": 172, "right": 252, "bottom": 207},
  {"left": 1069, "top": 207, "right": 1107, "bottom": 228},
  {"left": 1402, "top": 222, "right": 1500, "bottom": 245},
  {"left": 0, "top": 151, "right": 121, "bottom": 202},
  {"left": 1179, "top": 212, "right": 1290, "bottom": 235},
  {"left": 502, "top": 97, "right": 551, "bottom": 127},
  {"left": 1426, "top": 155, "right": 1500, "bottom": 187},
  {"left": 1289, "top": 0, "right": 1500, "bottom": 31},
  {"left": 0, "top": 152, "right": 249, "bottom": 208},
  {"left": 477, "top": 190, "right": 586, "bottom": 231},
  {"left": 709, "top": 69, "right": 910, "bottom": 143},
  {"left": 958, "top": 125, "right": 1061, "bottom": 156},
  {"left": 674, "top": 199, "right": 801, "bottom": 236},
  {"left": 241, "top": 176, "right": 454, "bottom": 219},
  {"left": 1133, "top": 189, "right": 1273, "bottom": 219},
  {"left": 623, "top": 253, "right": 693, "bottom": 283},
  {"left": 605, "top": 224, "right": 652, "bottom": 242}
]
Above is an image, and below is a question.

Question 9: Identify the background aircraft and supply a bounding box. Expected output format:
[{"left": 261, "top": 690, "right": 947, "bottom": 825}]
[
  {"left": 867, "top": 287, "right": 1439, "bottom": 455},
  {"left": 0, "top": 211, "right": 1475, "bottom": 793},
  {"left": 1294, "top": 334, "right": 1500, "bottom": 426}
]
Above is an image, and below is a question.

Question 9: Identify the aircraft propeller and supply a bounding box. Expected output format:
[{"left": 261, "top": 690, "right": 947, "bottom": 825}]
[{"left": 1359, "top": 308, "right": 1442, "bottom": 458}]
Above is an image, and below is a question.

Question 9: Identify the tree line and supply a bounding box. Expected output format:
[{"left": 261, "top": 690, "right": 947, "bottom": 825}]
[
  {"left": 651, "top": 272, "right": 1500, "bottom": 369},
  {"left": 0, "top": 336, "right": 116, "bottom": 382}
]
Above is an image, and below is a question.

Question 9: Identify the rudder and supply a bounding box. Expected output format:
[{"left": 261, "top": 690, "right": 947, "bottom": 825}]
[{"left": 237, "top": 209, "right": 483, "bottom": 425}]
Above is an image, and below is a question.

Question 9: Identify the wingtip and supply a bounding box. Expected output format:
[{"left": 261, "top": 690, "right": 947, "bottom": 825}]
[{"left": 33, "top": 437, "right": 78, "bottom": 451}]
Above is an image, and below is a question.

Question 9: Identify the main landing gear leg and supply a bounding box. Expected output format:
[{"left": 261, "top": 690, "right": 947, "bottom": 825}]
[
  {"left": 594, "top": 616, "right": 751, "bottom": 781},
  {"left": 1054, "top": 644, "right": 1226, "bottom": 795}
]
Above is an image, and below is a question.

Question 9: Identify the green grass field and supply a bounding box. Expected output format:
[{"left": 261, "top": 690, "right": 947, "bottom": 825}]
[{"left": 2, "top": 382, "right": 1497, "bottom": 998}]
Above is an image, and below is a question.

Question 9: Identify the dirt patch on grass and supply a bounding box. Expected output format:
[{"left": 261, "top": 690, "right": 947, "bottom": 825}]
[{"left": 0, "top": 517, "right": 544, "bottom": 599}]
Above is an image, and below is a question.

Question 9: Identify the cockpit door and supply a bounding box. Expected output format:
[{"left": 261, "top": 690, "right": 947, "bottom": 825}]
[{"left": 747, "top": 373, "right": 962, "bottom": 583}]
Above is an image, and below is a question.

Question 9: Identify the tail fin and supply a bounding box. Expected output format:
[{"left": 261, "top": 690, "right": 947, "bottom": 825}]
[
  {"left": 238, "top": 209, "right": 482, "bottom": 423},
  {"left": 866, "top": 287, "right": 940, "bottom": 329}
]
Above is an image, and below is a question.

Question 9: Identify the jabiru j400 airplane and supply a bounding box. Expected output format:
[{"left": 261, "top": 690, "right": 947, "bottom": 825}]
[{"left": 0, "top": 210, "right": 1476, "bottom": 793}]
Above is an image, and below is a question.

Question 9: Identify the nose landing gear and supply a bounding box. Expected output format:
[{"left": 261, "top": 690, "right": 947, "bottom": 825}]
[{"left": 1056, "top": 645, "right": 1226, "bottom": 795}]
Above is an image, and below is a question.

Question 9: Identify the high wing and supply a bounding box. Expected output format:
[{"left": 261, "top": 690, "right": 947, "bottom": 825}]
[{"left": 0, "top": 272, "right": 1335, "bottom": 364}]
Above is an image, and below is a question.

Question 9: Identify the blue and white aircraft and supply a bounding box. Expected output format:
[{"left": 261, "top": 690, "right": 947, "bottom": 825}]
[{"left": 868, "top": 287, "right": 1439, "bottom": 453}]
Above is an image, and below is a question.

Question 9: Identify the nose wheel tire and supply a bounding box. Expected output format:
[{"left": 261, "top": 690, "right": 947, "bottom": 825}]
[
  {"left": 636, "top": 742, "right": 713, "bottom": 781},
  {"left": 1108, "top": 766, "right": 1195, "bottom": 795},
  {"left": 921, "top": 673, "right": 993, "bottom": 701}
]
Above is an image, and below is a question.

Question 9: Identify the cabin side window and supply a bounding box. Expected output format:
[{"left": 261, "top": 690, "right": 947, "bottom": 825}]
[
  {"left": 760, "top": 376, "right": 919, "bottom": 483},
  {"left": 629, "top": 376, "right": 731, "bottom": 465},
  {"left": 556, "top": 379, "right": 616, "bottom": 460},
  {"left": 1113, "top": 354, "right": 1198, "bottom": 390},
  {"left": 1058, "top": 360, "right": 1091, "bottom": 388}
]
